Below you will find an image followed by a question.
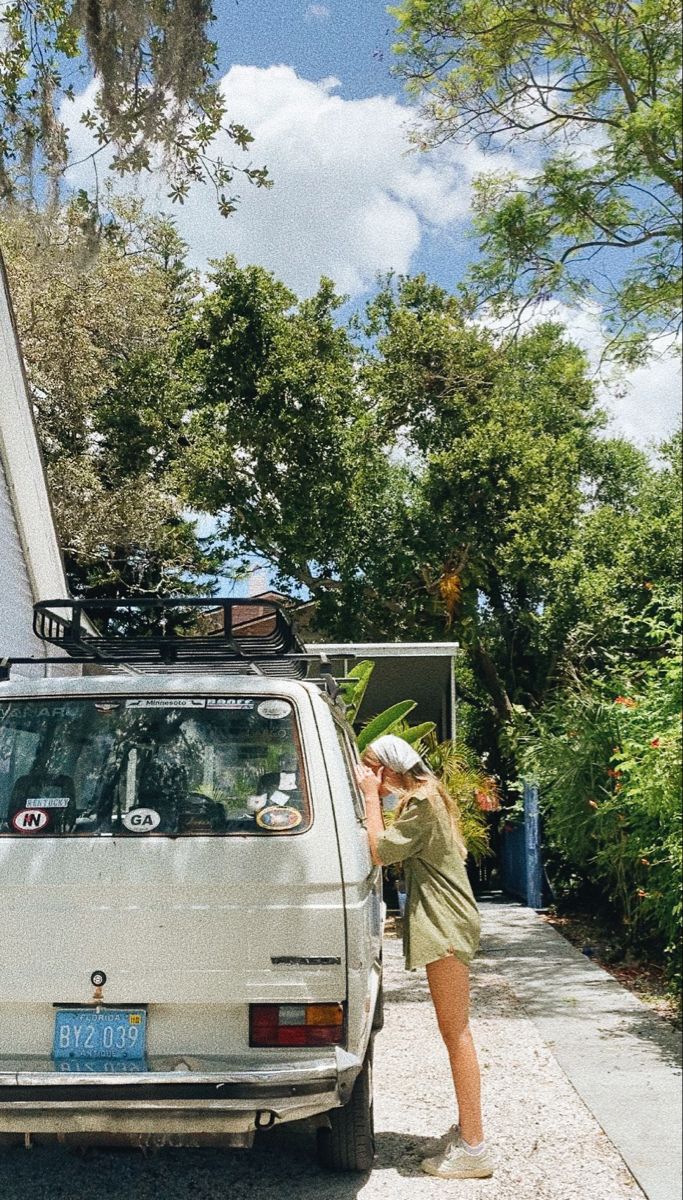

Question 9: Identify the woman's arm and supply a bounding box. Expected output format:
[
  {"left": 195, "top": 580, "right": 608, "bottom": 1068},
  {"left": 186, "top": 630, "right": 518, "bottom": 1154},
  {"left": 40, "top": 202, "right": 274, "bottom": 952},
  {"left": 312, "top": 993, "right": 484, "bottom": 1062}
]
[{"left": 355, "top": 764, "right": 386, "bottom": 866}]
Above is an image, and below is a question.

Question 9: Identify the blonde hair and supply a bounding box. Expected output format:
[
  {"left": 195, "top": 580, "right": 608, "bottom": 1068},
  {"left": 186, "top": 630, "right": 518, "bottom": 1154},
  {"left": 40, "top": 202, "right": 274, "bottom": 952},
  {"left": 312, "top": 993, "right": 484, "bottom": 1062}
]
[{"left": 361, "top": 746, "right": 468, "bottom": 860}]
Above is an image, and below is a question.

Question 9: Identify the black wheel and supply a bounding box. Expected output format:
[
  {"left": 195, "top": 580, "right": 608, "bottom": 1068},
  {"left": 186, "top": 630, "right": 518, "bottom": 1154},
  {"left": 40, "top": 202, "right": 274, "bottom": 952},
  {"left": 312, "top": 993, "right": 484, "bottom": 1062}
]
[{"left": 316, "top": 1042, "right": 375, "bottom": 1172}]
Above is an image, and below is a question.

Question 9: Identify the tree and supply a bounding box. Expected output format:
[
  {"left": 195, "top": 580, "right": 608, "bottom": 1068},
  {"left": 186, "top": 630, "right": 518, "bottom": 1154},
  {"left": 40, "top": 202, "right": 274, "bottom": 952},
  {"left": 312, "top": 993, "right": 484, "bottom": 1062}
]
[
  {"left": 0, "top": 1, "right": 269, "bottom": 212},
  {"left": 174, "top": 257, "right": 400, "bottom": 611},
  {"left": 0, "top": 198, "right": 218, "bottom": 594},
  {"left": 391, "top": 0, "right": 683, "bottom": 361},
  {"left": 177, "top": 265, "right": 621, "bottom": 785}
]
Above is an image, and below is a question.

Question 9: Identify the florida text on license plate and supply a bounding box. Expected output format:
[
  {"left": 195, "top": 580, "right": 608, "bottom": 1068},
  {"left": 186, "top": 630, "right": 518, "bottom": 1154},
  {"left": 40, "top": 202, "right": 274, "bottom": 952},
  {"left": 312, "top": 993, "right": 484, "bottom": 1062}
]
[{"left": 53, "top": 1008, "right": 147, "bottom": 1061}]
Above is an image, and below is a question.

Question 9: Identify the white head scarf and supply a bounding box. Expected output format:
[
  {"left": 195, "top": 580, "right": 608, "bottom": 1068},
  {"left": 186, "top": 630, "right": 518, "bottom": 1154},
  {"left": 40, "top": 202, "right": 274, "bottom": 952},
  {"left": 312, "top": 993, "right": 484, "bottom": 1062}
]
[{"left": 369, "top": 734, "right": 430, "bottom": 777}]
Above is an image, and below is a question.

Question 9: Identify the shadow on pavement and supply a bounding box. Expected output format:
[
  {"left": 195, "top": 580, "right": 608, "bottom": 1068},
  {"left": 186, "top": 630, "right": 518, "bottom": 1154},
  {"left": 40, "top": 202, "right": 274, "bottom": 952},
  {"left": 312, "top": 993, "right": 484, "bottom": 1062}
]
[{"left": 0, "top": 1123, "right": 374, "bottom": 1200}]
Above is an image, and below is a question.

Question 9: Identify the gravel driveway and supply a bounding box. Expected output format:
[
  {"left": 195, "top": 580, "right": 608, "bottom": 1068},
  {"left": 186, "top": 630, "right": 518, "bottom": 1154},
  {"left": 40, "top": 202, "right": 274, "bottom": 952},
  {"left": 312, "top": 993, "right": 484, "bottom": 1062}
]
[{"left": 0, "top": 927, "right": 644, "bottom": 1200}]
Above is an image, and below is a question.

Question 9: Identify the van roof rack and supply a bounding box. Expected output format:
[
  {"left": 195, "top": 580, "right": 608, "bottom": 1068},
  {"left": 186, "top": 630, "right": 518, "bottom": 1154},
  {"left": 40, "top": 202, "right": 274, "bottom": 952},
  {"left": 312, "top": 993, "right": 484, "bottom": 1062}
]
[
  {"left": 28, "top": 596, "right": 310, "bottom": 678},
  {"left": 0, "top": 598, "right": 349, "bottom": 702}
]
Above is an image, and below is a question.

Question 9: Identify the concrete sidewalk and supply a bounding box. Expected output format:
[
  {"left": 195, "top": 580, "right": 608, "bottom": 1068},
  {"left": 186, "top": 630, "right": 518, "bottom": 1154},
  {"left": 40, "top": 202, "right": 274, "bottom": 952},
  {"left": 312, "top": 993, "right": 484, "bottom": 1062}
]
[{"left": 476, "top": 898, "right": 682, "bottom": 1200}]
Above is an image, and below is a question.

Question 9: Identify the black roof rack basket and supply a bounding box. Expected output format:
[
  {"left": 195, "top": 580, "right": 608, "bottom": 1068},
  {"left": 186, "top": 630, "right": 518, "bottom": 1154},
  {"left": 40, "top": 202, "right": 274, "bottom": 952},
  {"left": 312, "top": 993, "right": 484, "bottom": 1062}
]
[{"left": 32, "top": 597, "right": 309, "bottom": 678}]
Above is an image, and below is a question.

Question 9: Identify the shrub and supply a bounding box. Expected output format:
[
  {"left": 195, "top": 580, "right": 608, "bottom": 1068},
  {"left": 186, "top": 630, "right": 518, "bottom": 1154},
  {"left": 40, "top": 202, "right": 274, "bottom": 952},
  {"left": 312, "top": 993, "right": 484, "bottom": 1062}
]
[{"left": 522, "top": 607, "right": 682, "bottom": 992}]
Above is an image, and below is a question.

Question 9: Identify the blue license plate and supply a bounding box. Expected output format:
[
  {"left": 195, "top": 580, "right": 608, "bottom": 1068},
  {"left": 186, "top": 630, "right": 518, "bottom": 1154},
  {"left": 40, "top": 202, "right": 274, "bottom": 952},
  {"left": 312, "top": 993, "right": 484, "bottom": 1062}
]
[{"left": 53, "top": 1008, "right": 147, "bottom": 1061}]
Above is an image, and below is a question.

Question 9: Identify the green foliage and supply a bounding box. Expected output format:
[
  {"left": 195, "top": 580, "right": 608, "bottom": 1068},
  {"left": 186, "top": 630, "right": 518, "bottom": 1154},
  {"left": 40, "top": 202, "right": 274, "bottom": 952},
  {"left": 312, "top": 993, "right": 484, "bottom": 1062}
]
[
  {"left": 0, "top": 197, "right": 217, "bottom": 595},
  {"left": 391, "top": 0, "right": 683, "bottom": 359},
  {"left": 356, "top": 701, "right": 418, "bottom": 753},
  {"left": 338, "top": 660, "right": 375, "bottom": 723},
  {"left": 522, "top": 604, "right": 682, "bottom": 990},
  {"left": 174, "top": 258, "right": 399, "bottom": 619},
  {"left": 0, "top": 1, "right": 269, "bottom": 213},
  {"left": 424, "top": 739, "right": 496, "bottom": 863}
]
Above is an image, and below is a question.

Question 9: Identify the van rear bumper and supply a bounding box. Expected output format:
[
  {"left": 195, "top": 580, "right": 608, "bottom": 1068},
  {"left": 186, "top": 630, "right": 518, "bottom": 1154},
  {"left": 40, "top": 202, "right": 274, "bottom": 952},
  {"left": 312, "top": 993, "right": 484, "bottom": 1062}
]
[{"left": 0, "top": 1050, "right": 364, "bottom": 1136}]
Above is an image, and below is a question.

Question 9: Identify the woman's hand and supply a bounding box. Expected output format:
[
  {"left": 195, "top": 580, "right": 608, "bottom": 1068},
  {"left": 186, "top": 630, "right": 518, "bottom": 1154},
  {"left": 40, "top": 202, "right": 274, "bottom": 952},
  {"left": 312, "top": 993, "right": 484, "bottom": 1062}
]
[
  {"left": 355, "top": 762, "right": 382, "bottom": 801},
  {"left": 355, "top": 763, "right": 385, "bottom": 866}
]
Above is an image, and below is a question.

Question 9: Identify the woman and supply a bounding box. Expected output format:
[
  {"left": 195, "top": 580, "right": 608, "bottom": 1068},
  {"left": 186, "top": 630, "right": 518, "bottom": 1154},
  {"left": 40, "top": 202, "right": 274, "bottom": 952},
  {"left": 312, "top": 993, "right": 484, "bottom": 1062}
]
[{"left": 356, "top": 733, "right": 493, "bottom": 1180}]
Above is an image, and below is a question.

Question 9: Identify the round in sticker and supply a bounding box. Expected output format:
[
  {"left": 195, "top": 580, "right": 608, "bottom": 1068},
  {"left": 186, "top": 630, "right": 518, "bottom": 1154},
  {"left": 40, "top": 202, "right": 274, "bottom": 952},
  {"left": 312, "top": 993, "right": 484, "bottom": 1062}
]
[
  {"left": 121, "top": 808, "right": 162, "bottom": 832},
  {"left": 257, "top": 700, "right": 291, "bottom": 720},
  {"left": 12, "top": 808, "right": 50, "bottom": 832},
  {"left": 255, "top": 805, "right": 302, "bottom": 831}
]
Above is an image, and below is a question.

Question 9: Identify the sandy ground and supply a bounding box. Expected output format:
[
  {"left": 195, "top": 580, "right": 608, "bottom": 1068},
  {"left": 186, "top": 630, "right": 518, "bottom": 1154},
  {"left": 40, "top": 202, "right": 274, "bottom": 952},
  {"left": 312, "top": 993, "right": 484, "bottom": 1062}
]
[{"left": 0, "top": 925, "right": 645, "bottom": 1200}]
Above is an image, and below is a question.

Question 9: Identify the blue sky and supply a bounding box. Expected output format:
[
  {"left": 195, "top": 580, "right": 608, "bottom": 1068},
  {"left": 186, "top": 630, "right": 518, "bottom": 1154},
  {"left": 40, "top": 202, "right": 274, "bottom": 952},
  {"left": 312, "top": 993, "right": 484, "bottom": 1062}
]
[{"left": 215, "top": 1, "right": 398, "bottom": 101}]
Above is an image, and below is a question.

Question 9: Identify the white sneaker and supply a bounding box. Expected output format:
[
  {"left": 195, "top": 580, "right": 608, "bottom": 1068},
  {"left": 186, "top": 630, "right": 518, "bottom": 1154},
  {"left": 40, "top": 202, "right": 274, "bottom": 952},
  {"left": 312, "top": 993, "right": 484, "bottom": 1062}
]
[{"left": 421, "top": 1133, "right": 494, "bottom": 1179}]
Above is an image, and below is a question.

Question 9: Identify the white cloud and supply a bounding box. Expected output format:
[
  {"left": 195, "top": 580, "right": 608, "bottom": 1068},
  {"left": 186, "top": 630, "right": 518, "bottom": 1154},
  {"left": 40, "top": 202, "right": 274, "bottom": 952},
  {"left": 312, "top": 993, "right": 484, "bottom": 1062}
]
[
  {"left": 62, "top": 65, "right": 519, "bottom": 297},
  {"left": 306, "top": 3, "right": 331, "bottom": 18}
]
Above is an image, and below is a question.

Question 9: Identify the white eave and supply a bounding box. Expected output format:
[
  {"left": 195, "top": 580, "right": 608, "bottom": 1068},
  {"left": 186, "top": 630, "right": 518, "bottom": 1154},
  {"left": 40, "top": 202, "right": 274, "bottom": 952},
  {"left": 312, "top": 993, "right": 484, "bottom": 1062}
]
[
  {"left": 304, "top": 642, "right": 459, "bottom": 657},
  {"left": 0, "top": 253, "right": 69, "bottom": 602}
]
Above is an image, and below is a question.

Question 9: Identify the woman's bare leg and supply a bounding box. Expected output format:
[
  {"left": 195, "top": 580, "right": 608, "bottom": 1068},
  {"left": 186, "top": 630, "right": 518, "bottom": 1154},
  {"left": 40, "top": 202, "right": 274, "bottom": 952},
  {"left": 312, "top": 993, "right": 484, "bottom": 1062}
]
[{"left": 425, "top": 954, "right": 484, "bottom": 1145}]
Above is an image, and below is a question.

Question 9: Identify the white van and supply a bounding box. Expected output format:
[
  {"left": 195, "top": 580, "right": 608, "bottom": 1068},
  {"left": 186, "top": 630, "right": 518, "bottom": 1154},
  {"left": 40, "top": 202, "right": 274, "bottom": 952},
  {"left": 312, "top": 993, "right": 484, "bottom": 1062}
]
[{"left": 0, "top": 599, "right": 383, "bottom": 1170}]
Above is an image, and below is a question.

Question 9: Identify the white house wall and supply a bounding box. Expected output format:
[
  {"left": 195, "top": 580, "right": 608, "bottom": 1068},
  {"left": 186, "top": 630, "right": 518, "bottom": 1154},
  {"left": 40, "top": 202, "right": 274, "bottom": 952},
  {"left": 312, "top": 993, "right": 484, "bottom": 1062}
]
[
  {"left": 0, "top": 454, "right": 42, "bottom": 658},
  {"left": 0, "top": 254, "right": 69, "bottom": 667}
]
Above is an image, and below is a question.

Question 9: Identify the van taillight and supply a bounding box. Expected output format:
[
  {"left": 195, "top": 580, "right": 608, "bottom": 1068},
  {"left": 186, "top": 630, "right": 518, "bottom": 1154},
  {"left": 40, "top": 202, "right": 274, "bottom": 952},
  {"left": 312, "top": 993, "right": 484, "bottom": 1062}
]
[{"left": 249, "top": 1003, "right": 345, "bottom": 1047}]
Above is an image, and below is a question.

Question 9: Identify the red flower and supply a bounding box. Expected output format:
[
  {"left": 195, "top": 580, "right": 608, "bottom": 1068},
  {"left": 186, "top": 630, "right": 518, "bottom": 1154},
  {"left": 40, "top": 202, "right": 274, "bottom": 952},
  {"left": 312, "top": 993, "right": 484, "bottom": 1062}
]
[
  {"left": 614, "top": 696, "right": 636, "bottom": 708},
  {"left": 650, "top": 738, "right": 661, "bottom": 748}
]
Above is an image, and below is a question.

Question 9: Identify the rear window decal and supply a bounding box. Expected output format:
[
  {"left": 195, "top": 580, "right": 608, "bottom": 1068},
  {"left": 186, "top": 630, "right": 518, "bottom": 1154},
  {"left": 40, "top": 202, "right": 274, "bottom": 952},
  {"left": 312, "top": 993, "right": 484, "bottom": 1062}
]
[
  {"left": 246, "top": 793, "right": 268, "bottom": 814},
  {"left": 12, "top": 808, "right": 50, "bottom": 832},
  {"left": 257, "top": 700, "right": 291, "bottom": 719},
  {"left": 206, "top": 698, "right": 255, "bottom": 710},
  {"left": 269, "top": 789, "right": 291, "bottom": 806},
  {"left": 256, "top": 806, "right": 302, "bottom": 831},
  {"left": 26, "top": 797, "right": 71, "bottom": 808},
  {"left": 121, "top": 808, "right": 162, "bottom": 832},
  {"left": 125, "top": 699, "right": 206, "bottom": 709}
]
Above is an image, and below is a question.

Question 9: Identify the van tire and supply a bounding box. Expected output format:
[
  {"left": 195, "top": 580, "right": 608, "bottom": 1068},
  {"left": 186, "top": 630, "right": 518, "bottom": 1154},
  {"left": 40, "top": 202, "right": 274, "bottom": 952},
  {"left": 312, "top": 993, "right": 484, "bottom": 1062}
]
[{"left": 316, "top": 1042, "right": 375, "bottom": 1172}]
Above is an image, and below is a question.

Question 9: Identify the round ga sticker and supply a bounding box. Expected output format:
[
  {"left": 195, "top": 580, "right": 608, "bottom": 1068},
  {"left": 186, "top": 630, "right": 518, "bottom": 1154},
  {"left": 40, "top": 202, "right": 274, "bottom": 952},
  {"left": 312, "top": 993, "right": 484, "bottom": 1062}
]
[
  {"left": 12, "top": 808, "right": 50, "bottom": 832},
  {"left": 255, "top": 805, "right": 302, "bottom": 831},
  {"left": 257, "top": 700, "right": 291, "bottom": 720},
  {"left": 121, "top": 808, "right": 162, "bottom": 832}
]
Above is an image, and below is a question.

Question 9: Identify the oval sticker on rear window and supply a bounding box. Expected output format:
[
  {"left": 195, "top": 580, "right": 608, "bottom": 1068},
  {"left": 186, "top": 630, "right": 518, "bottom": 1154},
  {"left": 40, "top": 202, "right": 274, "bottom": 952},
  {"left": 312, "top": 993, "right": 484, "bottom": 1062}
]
[
  {"left": 257, "top": 700, "right": 291, "bottom": 720},
  {"left": 12, "top": 808, "right": 50, "bottom": 832},
  {"left": 121, "top": 808, "right": 161, "bottom": 832},
  {"left": 256, "top": 806, "right": 302, "bottom": 831}
]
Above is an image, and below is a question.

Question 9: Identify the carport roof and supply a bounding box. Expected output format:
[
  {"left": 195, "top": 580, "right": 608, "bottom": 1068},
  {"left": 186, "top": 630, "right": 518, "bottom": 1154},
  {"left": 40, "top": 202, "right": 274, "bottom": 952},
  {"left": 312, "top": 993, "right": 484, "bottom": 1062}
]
[{"left": 303, "top": 642, "right": 459, "bottom": 740}]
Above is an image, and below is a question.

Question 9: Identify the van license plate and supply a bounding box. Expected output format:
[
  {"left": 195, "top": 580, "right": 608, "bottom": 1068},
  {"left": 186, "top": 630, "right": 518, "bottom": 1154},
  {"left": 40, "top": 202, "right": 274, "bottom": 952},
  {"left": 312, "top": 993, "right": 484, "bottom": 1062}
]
[{"left": 53, "top": 1009, "right": 147, "bottom": 1061}]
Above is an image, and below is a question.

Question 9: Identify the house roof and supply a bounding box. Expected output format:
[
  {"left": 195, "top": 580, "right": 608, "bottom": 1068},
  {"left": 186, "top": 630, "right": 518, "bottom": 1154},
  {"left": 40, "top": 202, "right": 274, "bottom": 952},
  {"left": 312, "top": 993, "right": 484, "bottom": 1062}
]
[{"left": 0, "top": 252, "right": 68, "bottom": 602}]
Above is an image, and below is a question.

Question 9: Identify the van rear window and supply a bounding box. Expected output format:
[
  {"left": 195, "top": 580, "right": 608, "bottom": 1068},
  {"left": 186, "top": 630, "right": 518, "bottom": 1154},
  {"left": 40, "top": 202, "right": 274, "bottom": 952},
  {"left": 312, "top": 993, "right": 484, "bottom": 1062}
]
[{"left": 0, "top": 697, "right": 309, "bottom": 837}]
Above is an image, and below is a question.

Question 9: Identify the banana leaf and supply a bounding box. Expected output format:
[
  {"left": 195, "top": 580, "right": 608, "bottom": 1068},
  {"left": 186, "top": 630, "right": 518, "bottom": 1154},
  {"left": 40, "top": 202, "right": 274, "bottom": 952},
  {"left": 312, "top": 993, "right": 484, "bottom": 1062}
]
[
  {"left": 339, "top": 659, "right": 375, "bottom": 722},
  {"left": 357, "top": 700, "right": 417, "bottom": 753},
  {"left": 401, "top": 721, "right": 436, "bottom": 747}
]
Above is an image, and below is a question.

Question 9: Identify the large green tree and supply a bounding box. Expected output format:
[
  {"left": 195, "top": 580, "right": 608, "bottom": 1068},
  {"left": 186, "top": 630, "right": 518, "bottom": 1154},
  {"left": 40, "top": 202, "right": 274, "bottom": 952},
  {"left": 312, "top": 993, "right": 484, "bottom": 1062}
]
[
  {"left": 0, "top": 1, "right": 268, "bottom": 212},
  {"left": 391, "top": 0, "right": 682, "bottom": 361},
  {"left": 176, "top": 263, "right": 637, "bottom": 782},
  {"left": 173, "top": 257, "right": 401, "bottom": 614},
  {"left": 0, "top": 198, "right": 217, "bottom": 594}
]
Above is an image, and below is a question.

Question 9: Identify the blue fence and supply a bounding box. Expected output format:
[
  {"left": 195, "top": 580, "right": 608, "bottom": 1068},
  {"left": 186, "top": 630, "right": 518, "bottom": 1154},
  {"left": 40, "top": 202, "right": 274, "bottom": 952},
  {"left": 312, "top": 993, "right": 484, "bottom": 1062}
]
[{"left": 500, "top": 781, "right": 547, "bottom": 908}]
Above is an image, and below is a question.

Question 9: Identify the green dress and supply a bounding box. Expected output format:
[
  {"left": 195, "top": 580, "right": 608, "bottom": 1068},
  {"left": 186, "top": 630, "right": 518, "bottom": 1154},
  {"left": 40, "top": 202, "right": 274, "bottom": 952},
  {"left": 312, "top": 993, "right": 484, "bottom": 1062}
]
[{"left": 376, "top": 792, "right": 481, "bottom": 970}]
